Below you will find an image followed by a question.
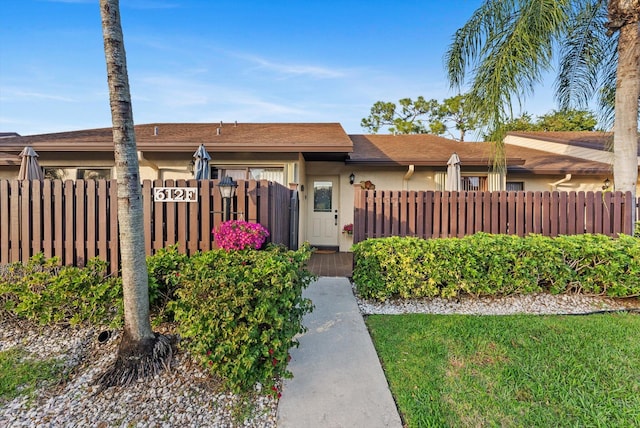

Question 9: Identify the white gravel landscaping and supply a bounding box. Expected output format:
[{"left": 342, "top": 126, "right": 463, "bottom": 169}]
[{"left": 2, "top": 288, "right": 639, "bottom": 427}]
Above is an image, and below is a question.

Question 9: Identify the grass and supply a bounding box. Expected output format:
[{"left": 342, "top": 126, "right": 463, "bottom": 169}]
[
  {"left": 366, "top": 313, "right": 640, "bottom": 427},
  {"left": 0, "top": 347, "right": 64, "bottom": 402}
]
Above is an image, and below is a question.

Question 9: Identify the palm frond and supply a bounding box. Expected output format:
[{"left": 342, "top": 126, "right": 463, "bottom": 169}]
[
  {"left": 597, "top": 38, "right": 619, "bottom": 129},
  {"left": 446, "top": 0, "right": 572, "bottom": 171},
  {"left": 555, "top": 0, "right": 612, "bottom": 109}
]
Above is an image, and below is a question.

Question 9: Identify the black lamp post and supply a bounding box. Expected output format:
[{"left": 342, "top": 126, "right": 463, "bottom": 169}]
[{"left": 218, "top": 176, "right": 238, "bottom": 221}]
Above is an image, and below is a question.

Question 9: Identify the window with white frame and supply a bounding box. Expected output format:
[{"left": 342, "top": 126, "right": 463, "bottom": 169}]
[
  {"left": 461, "top": 176, "right": 488, "bottom": 191},
  {"left": 220, "top": 167, "right": 285, "bottom": 184}
]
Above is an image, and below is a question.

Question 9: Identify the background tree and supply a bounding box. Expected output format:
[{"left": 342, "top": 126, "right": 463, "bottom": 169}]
[
  {"left": 485, "top": 108, "right": 598, "bottom": 139},
  {"left": 361, "top": 94, "right": 480, "bottom": 141},
  {"left": 430, "top": 94, "right": 481, "bottom": 142},
  {"left": 360, "top": 97, "right": 436, "bottom": 134},
  {"left": 536, "top": 109, "right": 598, "bottom": 131},
  {"left": 98, "top": 0, "right": 172, "bottom": 388},
  {"left": 445, "top": 0, "right": 639, "bottom": 205}
]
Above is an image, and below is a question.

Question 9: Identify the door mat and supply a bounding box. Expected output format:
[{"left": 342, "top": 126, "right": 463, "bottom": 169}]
[{"left": 314, "top": 250, "right": 336, "bottom": 254}]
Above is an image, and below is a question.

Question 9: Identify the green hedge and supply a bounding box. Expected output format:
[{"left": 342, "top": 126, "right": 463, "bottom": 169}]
[
  {"left": 352, "top": 233, "right": 640, "bottom": 301},
  {"left": 1, "top": 244, "right": 315, "bottom": 394},
  {"left": 168, "top": 243, "right": 315, "bottom": 393},
  {"left": 0, "top": 254, "right": 124, "bottom": 327}
]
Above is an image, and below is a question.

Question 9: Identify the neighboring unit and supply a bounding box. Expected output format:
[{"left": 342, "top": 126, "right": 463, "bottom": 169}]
[{"left": 1, "top": 124, "right": 637, "bottom": 251}]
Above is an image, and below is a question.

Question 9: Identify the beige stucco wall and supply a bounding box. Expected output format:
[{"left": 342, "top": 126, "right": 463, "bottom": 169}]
[
  {"left": 303, "top": 164, "right": 632, "bottom": 252},
  {"left": 509, "top": 174, "right": 616, "bottom": 192},
  {"left": 4, "top": 150, "right": 635, "bottom": 253},
  {"left": 305, "top": 163, "right": 450, "bottom": 251},
  {"left": 0, "top": 169, "right": 18, "bottom": 179}
]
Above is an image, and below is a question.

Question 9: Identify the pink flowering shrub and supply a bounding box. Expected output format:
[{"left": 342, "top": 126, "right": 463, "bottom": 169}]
[{"left": 213, "top": 220, "right": 270, "bottom": 250}]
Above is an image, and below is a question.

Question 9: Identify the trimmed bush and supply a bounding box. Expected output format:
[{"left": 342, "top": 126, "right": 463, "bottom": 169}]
[
  {"left": 168, "top": 243, "right": 315, "bottom": 393},
  {"left": 2, "top": 244, "right": 316, "bottom": 394},
  {"left": 353, "top": 233, "right": 640, "bottom": 301},
  {"left": 0, "top": 254, "right": 124, "bottom": 327},
  {"left": 146, "top": 244, "right": 189, "bottom": 319}
]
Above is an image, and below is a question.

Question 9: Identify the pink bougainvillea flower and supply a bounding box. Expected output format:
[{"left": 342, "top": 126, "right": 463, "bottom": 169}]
[{"left": 213, "top": 220, "right": 269, "bottom": 251}]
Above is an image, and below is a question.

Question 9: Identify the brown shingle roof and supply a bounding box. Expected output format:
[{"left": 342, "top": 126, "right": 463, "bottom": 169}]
[
  {"left": 0, "top": 123, "right": 353, "bottom": 154},
  {"left": 347, "top": 134, "right": 522, "bottom": 166},
  {"left": 348, "top": 134, "right": 612, "bottom": 174}
]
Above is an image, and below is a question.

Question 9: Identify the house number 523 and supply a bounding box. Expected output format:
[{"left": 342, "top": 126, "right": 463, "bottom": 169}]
[{"left": 153, "top": 187, "right": 198, "bottom": 202}]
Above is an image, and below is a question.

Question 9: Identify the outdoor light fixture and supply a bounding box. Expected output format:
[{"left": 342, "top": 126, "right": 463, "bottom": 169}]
[
  {"left": 218, "top": 176, "right": 238, "bottom": 199},
  {"left": 602, "top": 178, "right": 611, "bottom": 190},
  {"left": 218, "top": 176, "right": 238, "bottom": 221},
  {"left": 349, "top": 172, "right": 355, "bottom": 185}
]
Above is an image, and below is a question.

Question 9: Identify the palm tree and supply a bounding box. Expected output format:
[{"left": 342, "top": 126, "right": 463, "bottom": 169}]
[
  {"left": 446, "top": 0, "right": 639, "bottom": 212},
  {"left": 98, "top": 0, "right": 172, "bottom": 387}
]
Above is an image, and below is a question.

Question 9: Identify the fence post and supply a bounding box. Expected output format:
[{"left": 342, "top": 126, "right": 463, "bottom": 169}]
[{"left": 289, "top": 184, "right": 299, "bottom": 249}]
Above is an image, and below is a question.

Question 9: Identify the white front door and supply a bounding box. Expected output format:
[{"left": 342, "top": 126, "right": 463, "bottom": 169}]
[{"left": 307, "top": 176, "right": 339, "bottom": 247}]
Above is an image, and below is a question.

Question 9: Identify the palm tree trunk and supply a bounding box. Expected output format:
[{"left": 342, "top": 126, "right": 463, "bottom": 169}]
[
  {"left": 98, "top": 0, "right": 172, "bottom": 388},
  {"left": 609, "top": 1, "right": 639, "bottom": 223}
]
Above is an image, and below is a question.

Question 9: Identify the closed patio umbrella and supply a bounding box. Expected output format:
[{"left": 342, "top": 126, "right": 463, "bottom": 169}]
[
  {"left": 193, "top": 144, "right": 211, "bottom": 180},
  {"left": 18, "top": 146, "right": 44, "bottom": 180},
  {"left": 445, "top": 152, "right": 461, "bottom": 191}
]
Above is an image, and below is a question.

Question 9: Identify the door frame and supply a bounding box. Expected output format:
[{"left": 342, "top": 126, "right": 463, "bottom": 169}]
[{"left": 306, "top": 175, "right": 340, "bottom": 248}]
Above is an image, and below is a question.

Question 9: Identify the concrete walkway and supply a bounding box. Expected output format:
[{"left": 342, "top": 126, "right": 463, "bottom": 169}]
[{"left": 277, "top": 277, "right": 403, "bottom": 428}]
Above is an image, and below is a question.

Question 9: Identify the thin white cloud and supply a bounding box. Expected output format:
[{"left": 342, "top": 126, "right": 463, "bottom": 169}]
[
  {"left": 41, "top": 0, "right": 179, "bottom": 8},
  {"left": 125, "top": 1, "right": 181, "bottom": 10},
  {"left": 0, "top": 88, "right": 77, "bottom": 103},
  {"left": 135, "top": 74, "right": 304, "bottom": 113},
  {"left": 234, "top": 53, "right": 347, "bottom": 79},
  {"left": 129, "top": 73, "right": 313, "bottom": 124},
  {"left": 39, "top": 0, "right": 93, "bottom": 3}
]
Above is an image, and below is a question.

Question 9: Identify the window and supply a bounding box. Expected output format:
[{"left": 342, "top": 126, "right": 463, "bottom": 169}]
[
  {"left": 77, "top": 168, "right": 111, "bottom": 180},
  {"left": 249, "top": 167, "right": 284, "bottom": 183},
  {"left": 461, "top": 176, "right": 488, "bottom": 191},
  {"left": 220, "top": 167, "right": 284, "bottom": 184},
  {"left": 506, "top": 182, "right": 524, "bottom": 191},
  {"left": 43, "top": 167, "right": 67, "bottom": 180},
  {"left": 313, "top": 181, "right": 332, "bottom": 212}
]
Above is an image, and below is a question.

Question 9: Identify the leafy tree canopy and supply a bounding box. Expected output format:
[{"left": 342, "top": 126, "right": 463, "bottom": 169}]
[
  {"left": 484, "top": 108, "right": 598, "bottom": 140},
  {"left": 536, "top": 109, "right": 598, "bottom": 131},
  {"left": 361, "top": 94, "right": 480, "bottom": 141}
]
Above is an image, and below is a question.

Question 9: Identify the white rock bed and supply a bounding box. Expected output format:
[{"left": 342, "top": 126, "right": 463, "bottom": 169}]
[
  {"left": 0, "top": 323, "right": 277, "bottom": 428},
  {"left": 2, "top": 291, "right": 639, "bottom": 427},
  {"left": 357, "top": 291, "right": 640, "bottom": 316}
]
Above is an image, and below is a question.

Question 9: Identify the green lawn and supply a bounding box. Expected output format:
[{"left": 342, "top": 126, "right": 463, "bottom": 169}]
[
  {"left": 0, "top": 347, "right": 63, "bottom": 402},
  {"left": 366, "top": 313, "right": 640, "bottom": 427}
]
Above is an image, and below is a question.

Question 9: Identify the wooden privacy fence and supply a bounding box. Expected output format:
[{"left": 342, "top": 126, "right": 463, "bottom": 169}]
[
  {"left": 354, "top": 189, "right": 639, "bottom": 243},
  {"left": 0, "top": 179, "right": 295, "bottom": 275}
]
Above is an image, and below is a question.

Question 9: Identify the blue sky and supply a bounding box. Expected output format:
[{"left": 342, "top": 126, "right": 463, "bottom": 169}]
[{"left": 0, "top": 0, "right": 559, "bottom": 137}]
